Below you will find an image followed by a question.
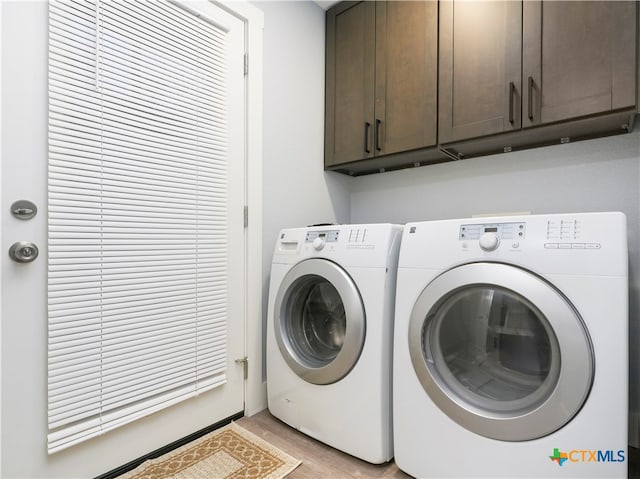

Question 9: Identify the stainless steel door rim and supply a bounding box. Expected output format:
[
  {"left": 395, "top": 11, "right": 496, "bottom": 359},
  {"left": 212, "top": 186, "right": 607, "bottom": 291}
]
[
  {"left": 274, "top": 258, "right": 366, "bottom": 385},
  {"left": 408, "top": 261, "right": 594, "bottom": 441}
]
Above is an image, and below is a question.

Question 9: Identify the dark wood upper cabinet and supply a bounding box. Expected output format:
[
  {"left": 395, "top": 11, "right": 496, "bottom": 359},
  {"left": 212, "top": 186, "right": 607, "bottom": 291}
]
[
  {"left": 325, "top": 1, "right": 438, "bottom": 169},
  {"left": 325, "top": 0, "right": 638, "bottom": 175},
  {"left": 439, "top": 0, "right": 637, "bottom": 145},
  {"left": 325, "top": 2, "right": 375, "bottom": 167},
  {"left": 439, "top": 1, "right": 523, "bottom": 143},
  {"left": 522, "top": 1, "right": 637, "bottom": 128}
]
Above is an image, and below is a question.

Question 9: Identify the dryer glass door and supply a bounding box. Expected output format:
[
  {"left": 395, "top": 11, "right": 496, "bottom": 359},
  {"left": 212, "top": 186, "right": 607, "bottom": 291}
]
[
  {"left": 408, "top": 262, "right": 594, "bottom": 441},
  {"left": 429, "top": 286, "right": 558, "bottom": 409},
  {"left": 274, "top": 259, "right": 366, "bottom": 385}
]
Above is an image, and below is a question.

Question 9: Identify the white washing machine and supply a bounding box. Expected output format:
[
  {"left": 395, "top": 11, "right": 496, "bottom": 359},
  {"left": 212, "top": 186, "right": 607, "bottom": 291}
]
[
  {"left": 393, "top": 212, "right": 628, "bottom": 478},
  {"left": 267, "top": 223, "right": 402, "bottom": 464}
]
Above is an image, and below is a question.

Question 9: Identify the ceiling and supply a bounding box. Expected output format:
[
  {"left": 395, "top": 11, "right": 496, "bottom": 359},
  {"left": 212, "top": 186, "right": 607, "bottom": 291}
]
[{"left": 313, "top": 0, "right": 338, "bottom": 10}]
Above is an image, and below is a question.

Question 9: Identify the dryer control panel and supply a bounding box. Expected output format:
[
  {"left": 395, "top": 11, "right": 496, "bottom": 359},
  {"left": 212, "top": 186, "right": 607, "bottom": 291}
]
[
  {"left": 459, "top": 222, "right": 527, "bottom": 252},
  {"left": 459, "top": 222, "right": 526, "bottom": 241},
  {"left": 402, "top": 212, "right": 626, "bottom": 277},
  {"left": 543, "top": 218, "right": 601, "bottom": 250}
]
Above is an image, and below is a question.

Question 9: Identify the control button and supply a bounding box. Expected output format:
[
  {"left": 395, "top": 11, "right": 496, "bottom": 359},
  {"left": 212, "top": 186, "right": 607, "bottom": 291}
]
[
  {"left": 571, "top": 243, "right": 585, "bottom": 249},
  {"left": 558, "top": 243, "right": 571, "bottom": 249},
  {"left": 586, "top": 243, "right": 601, "bottom": 249},
  {"left": 511, "top": 242, "right": 519, "bottom": 248},
  {"left": 479, "top": 232, "right": 500, "bottom": 252},
  {"left": 312, "top": 237, "right": 325, "bottom": 251},
  {"left": 544, "top": 243, "right": 558, "bottom": 249}
]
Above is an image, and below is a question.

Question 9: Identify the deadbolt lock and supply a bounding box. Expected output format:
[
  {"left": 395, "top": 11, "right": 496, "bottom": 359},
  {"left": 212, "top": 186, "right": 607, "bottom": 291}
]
[{"left": 11, "top": 200, "right": 37, "bottom": 220}]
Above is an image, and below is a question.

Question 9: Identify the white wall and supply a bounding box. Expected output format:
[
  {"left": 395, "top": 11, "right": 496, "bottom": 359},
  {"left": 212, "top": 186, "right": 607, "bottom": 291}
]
[
  {"left": 350, "top": 128, "right": 640, "bottom": 447},
  {"left": 253, "top": 0, "right": 351, "bottom": 379}
]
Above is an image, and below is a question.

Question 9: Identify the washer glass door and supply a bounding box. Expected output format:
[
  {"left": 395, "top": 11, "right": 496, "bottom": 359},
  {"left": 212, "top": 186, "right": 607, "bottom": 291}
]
[
  {"left": 409, "top": 262, "right": 594, "bottom": 441},
  {"left": 291, "top": 278, "right": 345, "bottom": 364},
  {"left": 274, "top": 258, "right": 365, "bottom": 385}
]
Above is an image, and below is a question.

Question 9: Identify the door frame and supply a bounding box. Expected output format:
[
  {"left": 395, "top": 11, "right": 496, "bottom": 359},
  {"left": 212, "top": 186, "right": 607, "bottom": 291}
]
[{"left": 215, "top": 0, "right": 266, "bottom": 418}]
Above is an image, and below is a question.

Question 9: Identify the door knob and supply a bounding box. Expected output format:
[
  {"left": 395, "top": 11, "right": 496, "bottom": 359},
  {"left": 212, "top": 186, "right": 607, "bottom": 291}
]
[{"left": 9, "top": 241, "right": 39, "bottom": 263}]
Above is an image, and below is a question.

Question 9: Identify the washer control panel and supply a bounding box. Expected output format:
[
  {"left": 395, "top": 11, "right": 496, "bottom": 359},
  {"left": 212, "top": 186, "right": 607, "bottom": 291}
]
[
  {"left": 305, "top": 230, "right": 339, "bottom": 243},
  {"left": 304, "top": 230, "right": 340, "bottom": 243},
  {"left": 459, "top": 222, "right": 526, "bottom": 241},
  {"left": 305, "top": 230, "right": 339, "bottom": 250}
]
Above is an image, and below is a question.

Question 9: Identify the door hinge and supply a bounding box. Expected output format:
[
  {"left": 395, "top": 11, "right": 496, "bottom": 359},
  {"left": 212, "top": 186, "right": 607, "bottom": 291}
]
[
  {"left": 235, "top": 356, "right": 248, "bottom": 380},
  {"left": 243, "top": 53, "right": 248, "bottom": 76},
  {"left": 243, "top": 205, "right": 248, "bottom": 228}
]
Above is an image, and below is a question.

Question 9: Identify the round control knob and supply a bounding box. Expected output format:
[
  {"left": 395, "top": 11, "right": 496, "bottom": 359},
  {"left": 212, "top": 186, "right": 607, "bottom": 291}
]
[
  {"left": 312, "top": 237, "right": 325, "bottom": 251},
  {"left": 479, "top": 232, "right": 500, "bottom": 252}
]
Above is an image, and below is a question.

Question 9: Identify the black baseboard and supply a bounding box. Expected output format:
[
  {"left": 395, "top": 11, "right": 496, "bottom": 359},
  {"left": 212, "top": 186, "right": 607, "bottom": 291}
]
[{"left": 94, "top": 411, "right": 245, "bottom": 479}]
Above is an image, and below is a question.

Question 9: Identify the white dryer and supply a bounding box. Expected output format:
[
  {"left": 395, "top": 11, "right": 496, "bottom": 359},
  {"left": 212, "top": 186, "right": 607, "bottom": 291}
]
[
  {"left": 393, "top": 212, "right": 628, "bottom": 478},
  {"left": 266, "top": 224, "right": 402, "bottom": 464}
]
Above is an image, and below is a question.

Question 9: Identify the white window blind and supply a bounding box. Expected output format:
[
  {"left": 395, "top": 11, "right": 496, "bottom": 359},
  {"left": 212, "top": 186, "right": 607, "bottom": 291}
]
[{"left": 47, "top": 0, "right": 231, "bottom": 454}]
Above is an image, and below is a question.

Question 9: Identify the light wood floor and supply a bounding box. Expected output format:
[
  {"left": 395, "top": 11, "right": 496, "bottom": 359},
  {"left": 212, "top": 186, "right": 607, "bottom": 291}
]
[
  {"left": 236, "top": 410, "right": 412, "bottom": 479},
  {"left": 238, "top": 410, "right": 640, "bottom": 479}
]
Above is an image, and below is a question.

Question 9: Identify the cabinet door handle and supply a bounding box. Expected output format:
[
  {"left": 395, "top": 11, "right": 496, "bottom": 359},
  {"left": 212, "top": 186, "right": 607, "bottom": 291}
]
[
  {"left": 375, "top": 119, "right": 382, "bottom": 152},
  {"left": 364, "top": 122, "right": 371, "bottom": 154},
  {"left": 527, "top": 76, "right": 534, "bottom": 121},
  {"left": 508, "top": 82, "right": 515, "bottom": 124}
]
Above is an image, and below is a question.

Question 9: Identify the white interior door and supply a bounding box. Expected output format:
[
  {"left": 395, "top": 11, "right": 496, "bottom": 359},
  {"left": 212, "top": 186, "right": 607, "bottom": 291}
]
[{"left": 1, "top": 0, "right": 247, "bottom": 475}]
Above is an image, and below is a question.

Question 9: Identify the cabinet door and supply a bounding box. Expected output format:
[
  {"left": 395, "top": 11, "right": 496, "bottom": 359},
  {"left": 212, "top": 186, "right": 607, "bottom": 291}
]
[
  {"left": 523, "top": 1, "right": 637, "bottom": 127},
  {"left": 439, "top": 0, "right": 523, "bottom": 143},
  {"left": 325, "top": 1, "right": 375, "bottom": 167},
  {"left": 374, "top": 1, "right": 438, "bottom": 156}
]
